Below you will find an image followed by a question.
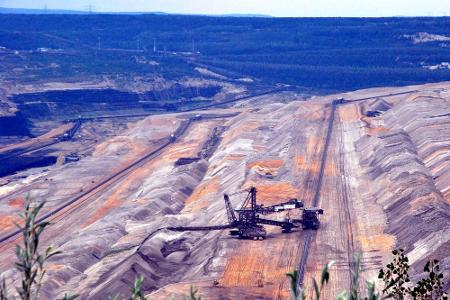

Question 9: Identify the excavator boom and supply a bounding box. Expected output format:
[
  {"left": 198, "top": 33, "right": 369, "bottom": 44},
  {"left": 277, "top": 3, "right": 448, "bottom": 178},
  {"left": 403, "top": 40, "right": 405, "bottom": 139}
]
[
  {"left": 165, "top": 187, "right": 323, "bottom": 239},
  {"left": 224, "top": 194, "right": 237, "bottom": 224}
]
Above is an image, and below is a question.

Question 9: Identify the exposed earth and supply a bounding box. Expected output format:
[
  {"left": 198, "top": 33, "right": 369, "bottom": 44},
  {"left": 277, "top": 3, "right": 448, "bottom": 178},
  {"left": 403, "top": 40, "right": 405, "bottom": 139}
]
[{"left": 0, "top": 81, "right": 449, "bottom": 299}]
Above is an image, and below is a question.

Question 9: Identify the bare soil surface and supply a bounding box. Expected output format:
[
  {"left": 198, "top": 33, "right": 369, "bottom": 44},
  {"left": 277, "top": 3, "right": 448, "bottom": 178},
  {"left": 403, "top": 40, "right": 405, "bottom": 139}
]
[{"left": 0, "top": 82, "right": 448, "bottom": 299}]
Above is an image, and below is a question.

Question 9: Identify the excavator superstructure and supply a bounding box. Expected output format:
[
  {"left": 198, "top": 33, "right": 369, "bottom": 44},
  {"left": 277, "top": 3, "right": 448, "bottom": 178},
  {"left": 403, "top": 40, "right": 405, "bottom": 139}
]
[{"left": 168, "top": 187, "right": 323, "bottom": 240}]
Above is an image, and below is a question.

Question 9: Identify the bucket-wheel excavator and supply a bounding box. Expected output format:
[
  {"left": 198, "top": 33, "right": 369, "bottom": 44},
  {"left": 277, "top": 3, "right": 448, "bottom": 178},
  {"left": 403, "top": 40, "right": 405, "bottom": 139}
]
[{"left": 168, "top": 187, "right": 323, "bottom": 240}]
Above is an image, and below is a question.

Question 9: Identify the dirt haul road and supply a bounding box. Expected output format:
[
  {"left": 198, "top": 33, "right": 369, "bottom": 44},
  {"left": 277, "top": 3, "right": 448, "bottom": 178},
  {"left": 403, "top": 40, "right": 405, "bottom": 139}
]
[{"left": 0, "top": 84, "right": 448, "bottom": 299}]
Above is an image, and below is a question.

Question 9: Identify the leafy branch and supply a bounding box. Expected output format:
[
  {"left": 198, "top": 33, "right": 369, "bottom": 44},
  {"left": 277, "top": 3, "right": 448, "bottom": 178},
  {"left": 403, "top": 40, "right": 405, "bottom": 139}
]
[{"left": 13, "top": 197, "right": 62, "bottom": 300}]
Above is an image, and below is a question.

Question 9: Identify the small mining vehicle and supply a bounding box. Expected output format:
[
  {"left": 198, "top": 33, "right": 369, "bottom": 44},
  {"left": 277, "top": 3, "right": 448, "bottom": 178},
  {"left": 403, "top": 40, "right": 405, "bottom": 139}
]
[
  {"left": 299, "top": 207, "right": 324, "bottom": 230},
  {"left": 167, "top": 187, "right": 323, "bottom": 240}
]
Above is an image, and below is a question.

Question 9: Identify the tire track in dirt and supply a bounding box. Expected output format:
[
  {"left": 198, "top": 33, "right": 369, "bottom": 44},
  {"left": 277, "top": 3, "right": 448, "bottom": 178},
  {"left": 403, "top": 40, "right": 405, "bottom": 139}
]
[
  {"left": 297, "top": 101, "right": 337, "bottom": 286},
  {"left": 335, "top": 110, "right": 358, "bottom": 290}
]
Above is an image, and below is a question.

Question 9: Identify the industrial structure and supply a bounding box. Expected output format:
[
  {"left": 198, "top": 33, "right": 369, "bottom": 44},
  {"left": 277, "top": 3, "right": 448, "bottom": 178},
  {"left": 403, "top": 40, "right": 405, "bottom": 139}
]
[{"left": 168, "top": 187, "right": 323, "bottom": 240}]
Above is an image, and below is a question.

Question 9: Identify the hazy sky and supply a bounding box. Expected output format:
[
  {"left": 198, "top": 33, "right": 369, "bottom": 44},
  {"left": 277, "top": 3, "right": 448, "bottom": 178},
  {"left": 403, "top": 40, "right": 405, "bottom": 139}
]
[{"left": 1, "top": 0, "right": 449, "bottom": 17}]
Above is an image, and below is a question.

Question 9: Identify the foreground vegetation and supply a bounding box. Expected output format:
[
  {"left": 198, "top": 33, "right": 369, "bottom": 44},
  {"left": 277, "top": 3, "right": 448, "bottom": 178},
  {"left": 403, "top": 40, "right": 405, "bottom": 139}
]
[
  {"left": 286, "top": 251, "right": 448, "bottom": 300},
  {"left": 0, "top": 199, "right": 447, "bottom": 299}
]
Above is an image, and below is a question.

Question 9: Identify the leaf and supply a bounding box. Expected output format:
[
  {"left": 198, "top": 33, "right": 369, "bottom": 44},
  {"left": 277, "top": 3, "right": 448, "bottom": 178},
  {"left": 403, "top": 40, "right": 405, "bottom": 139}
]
[
  {"left": 320, "top": 260, "right": 335, "bottom": 288},
  {"left": 336, "top": 291, "right": 347, "bottom": 300},
  {"left": 286, "top": 270, "right": 299, "bottom": 299},
  {"left": 45, "top": 246, "right": 54, "bottom": 256},
  {"left": 187, "top": 285, "right": 202, "bottom": 300},
  {"left": 424, "top": 261, "right": 430, "bottom": 272},
  {"left": 59, "top": 293, "right": 79, "bottom": 300},
  {"left": 36, "top": 223, "right": 49, "bottom": 236},
  {"left": 46, "top": 250, "right": 62, "bottom": 260},
  {"left": 131, "top": 275, "right": 145, "bottom": 300},
  {"left": 31, "top": 201, "right": 45, "bottom": 217},
  {"left": 0, "top": 278, "right": 8, "bottom": 300},
  {"left": 366, "top": 281, "right": 379, "bottom": 300},
  {"left": 313, "top": 278, "right": 320, "bottom": 300}
]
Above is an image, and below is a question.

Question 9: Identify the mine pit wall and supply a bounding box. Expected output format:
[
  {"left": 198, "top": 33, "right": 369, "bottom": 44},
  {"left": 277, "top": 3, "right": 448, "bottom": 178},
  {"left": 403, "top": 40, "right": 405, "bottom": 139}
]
[
  {"left": 0, "top": 154, "right": 57, "bottom": 177},
  {"left": 149, "top": 102, "right": 309, "bottom": 299},
  {"left": 41, "top": 120, "right": 228, "bottom": 299},
  {"left": 3, "top": 80, "right": 230, "bottom": 139},
  {"left": 9, "top": 85, "right": 223, "bottom": 124},
  {"left": 353, "top": 93, "right": 450, "bottom": 289},
  {"left": 54, "top": 161, "right": 211, "bottom": 299},
  {"left": 1, "top": 85, "right": 448, "bottom": 298},
  {"left": 0, "top": 115, "right": 221, "bottom": 298},
  {"left": 37, "top": 87, "right": 449, "bottom": 297},
  {"left": 0, "top": 112, "right": 32, "bottom": 137}
]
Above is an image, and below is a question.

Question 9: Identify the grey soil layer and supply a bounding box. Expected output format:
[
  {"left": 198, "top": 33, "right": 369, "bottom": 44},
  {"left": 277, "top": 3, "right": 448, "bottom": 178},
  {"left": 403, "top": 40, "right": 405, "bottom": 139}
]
[{"left": 0, "top": 82, "right": 449, "bottom": 299}]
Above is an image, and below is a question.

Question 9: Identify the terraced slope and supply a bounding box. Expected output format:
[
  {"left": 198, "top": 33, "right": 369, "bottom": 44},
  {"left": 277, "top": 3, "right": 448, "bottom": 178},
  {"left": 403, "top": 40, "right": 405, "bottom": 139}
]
[
  {"left": 0, "top": 83, "right": 448, "bottom": 298},
  {"left": 355, "top": 88, "right": 450, "bottom": 284}
]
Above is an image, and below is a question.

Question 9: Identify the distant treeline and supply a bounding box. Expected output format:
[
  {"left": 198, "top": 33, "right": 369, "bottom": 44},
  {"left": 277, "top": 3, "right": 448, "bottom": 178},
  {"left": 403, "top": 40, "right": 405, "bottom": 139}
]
[
  {"left": 201, "top": 60, "right": 450, "bottom": 90},
  {"left": 1, "top": 15, "right": 450, "bottom": 91}
]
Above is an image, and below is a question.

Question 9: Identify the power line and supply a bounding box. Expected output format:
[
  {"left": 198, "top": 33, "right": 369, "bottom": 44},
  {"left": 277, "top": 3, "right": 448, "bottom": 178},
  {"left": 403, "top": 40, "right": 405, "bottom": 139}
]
[{"left": 84, "top": 3, "right": 96, "bottom": 14}]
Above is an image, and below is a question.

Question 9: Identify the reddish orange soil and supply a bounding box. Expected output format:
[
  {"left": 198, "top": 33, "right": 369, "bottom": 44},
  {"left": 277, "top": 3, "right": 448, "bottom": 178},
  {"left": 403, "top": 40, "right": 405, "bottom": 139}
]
[
  {"left": 365, "top": 126, "right": 389, "bottom": 135},
  {"left": 219, "top": 231, "right": 301, "bottom": 299},
  {"left": 183, "top": 178, "right": 220, "bottom": 213},
  {"left": 0, "top": 215, "right": 21, "bottom": 231},
  {"left": 82, "top": 122, "right": 218, "bottom": 228},
  {"left": 338, "top": 104, "right": 361, "bottom": 123},
  {"left": 242, "top": 182, "right": 299, "bottom": 205},
  {"left": 247, "top": 159, "right": 284, "bottom": 177},
  {"left": 247, "top": 159, "right": 284, "bottom": 170},
  {"left": 8, "top": 197, "right": 24, "bottom": 209}
]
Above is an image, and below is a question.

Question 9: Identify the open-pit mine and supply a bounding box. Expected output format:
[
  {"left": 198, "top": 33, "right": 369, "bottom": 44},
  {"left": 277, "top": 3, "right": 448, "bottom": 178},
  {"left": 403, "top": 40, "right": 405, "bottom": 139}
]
[{"left": 0, "top": 79, "right": 449, "bottom": 299}]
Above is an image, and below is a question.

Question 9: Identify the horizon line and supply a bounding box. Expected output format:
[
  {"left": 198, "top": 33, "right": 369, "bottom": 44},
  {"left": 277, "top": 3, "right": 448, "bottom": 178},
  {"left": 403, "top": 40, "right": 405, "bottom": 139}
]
[{"left": 1, "top": 6, "right": 450, "bottom": 18}]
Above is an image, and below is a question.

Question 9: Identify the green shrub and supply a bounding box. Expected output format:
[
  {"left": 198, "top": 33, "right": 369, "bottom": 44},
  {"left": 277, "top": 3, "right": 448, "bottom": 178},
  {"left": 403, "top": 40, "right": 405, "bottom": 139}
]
[
  {"left": 0, "top": 197, "right": 64, "bottom": 300},
  {"left": 288, "top": 250, "right": 448, "bottom": 300}
]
